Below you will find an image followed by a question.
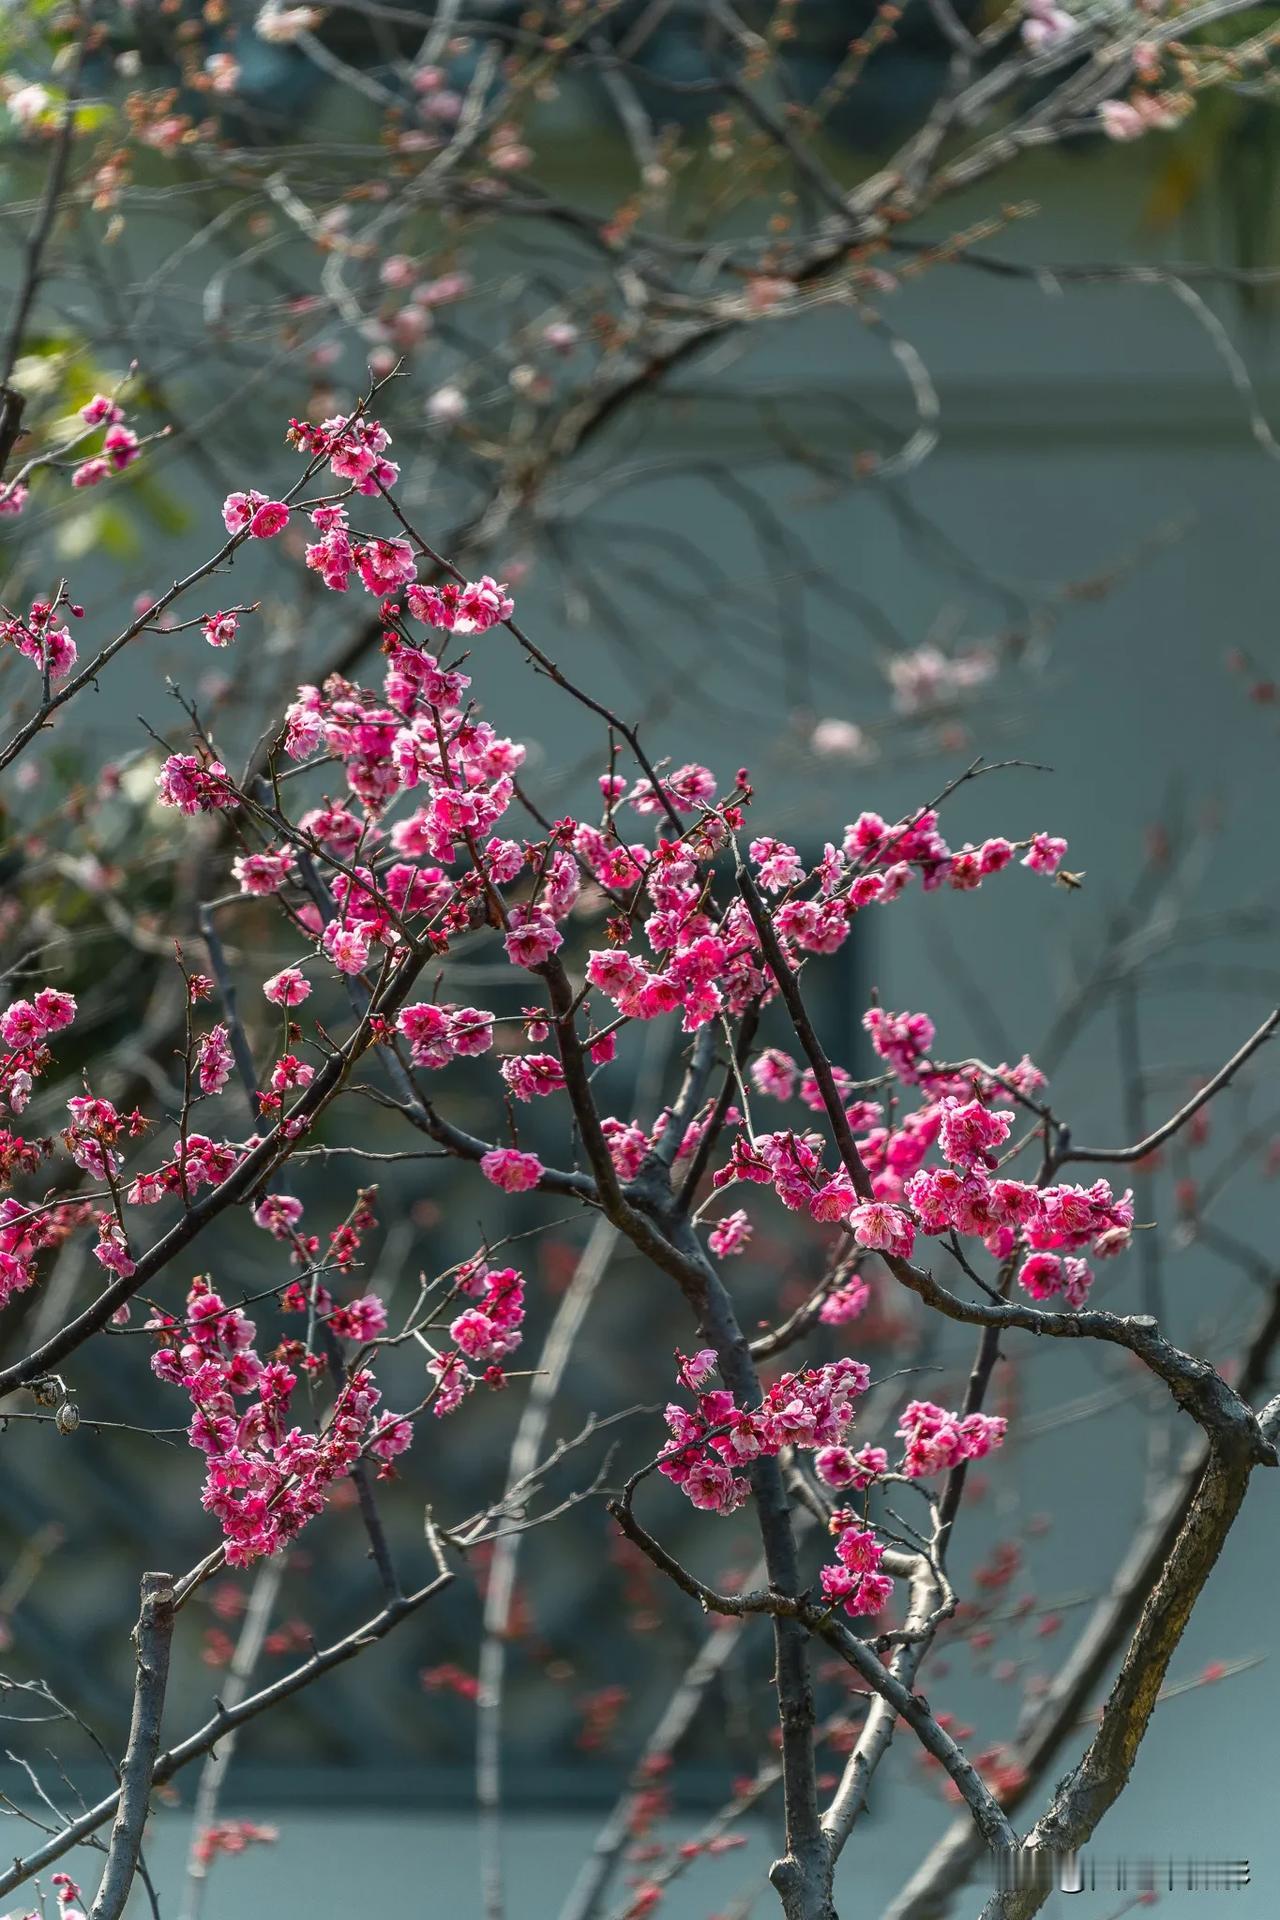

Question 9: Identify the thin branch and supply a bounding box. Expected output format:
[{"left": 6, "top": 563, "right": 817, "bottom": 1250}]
[
  {"left": 0, "top": 1572, "right": 453, "bottom": 1900},
  {"left": 1054, "top": 1008, "right": 1278, "bottom": 1167},
  {"left": 737, "top": 858, "right": 1277, "bottom": 1463},
  {"left": 610, "top": 1474, "right": 1015, "bottom": 1854},
  {"left": 0, "top": 945, "right": 430, "bottom": 1394}
]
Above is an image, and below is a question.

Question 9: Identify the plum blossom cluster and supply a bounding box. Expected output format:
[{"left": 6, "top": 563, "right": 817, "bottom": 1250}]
[
  {"left": 1, "top": 1030, "right": 94, "bottom": 1300},
  {"left": 448, "top": 1263, "right": 525, "bottom": 1364},
  {"left": 657, "top": 1350, "right": 873, "bottom": 1517},
  {"left": 812, "top": 1401, "right": 1005, "bottom": 1615},
  {"left": 254, "top": 1187, "right": 380, "bottom": 1274},
  {"left": 0, "top": 1126, "right": 49, "bottom": 1188},
  {"left": 219, "top": 418, "right": 405, "bottom": 592},
  {"left": 203, "top": 609, "right": 241, "bottom": 648},
  {"left": 280, "top": 1285, "right": 387, "bottom": 1347},
  {"left": 411, "top": 1257, "right": 530, "bottom": 1418},
  {"left": 265, "top": 650, "right": 532, "bottom": 994},
  {"left": 1, "top": 987, "right": 77, "bottom": 1118},
  {"left": 892, "top": 1400, "right": 1007, "bottom": 1478},
  {"left": 583, "top": 887, "right": 763, "bottom": 1036},
  {"left": 0, "top": 390, "right": 149, "bottom": 517},
  {"left": 127, "top": 1133, "right": 240, "bottom": 1209},
  {"left": 712, "top": 1005, "right": 1129, "bottom": 1310},
  {"left": 0, "top": 405, "right": 1099, "bottom": 1593},
  {"left": 899, "top": 1076, "right": 1133, "bottom": 1308},
  {"left": 47, "top": 1870, "right": 87, "bottom": 1920},
  {"left": 68, "top": 391, "right": 145, "bottom": 491},
  {"left": 0, "top": 1195, "right": 91, "bottom": 1310},
  {"left": 573, "top": 800, "right": 1068, "bottom": 1050},
  {"left": 397, "top": 999, "right": 494, "bottom": 1068},
  {"left": 406, "top": 575, "right": 514, "bottom": 634},
  {"left": 656, "top": 1358, "right": 1007, "bottom": 1618},
  {"left": 222, "top": 491, "right": 290, "bottom": 540},
  {"left": 0, "top": 596, "right": 81, "bottom": 683},
  {"left": 191, "top": 1820, "right": 279, "bottom": 1868},
  {"left": 155, "top": 753, "right": 239, "bottom": 815},
  {"left": 286, "top": 412, "right": 400, "bottom": 493},
  {"left": 884, "top": 643, "right": 997, "bottom": 714},
  {"left": 1099, "top": 91, "right": 1187, "bottom": 142},
  {"left": 817, "top": 1523, "right": 894, "bottom": 1618},
  {"left": 151, "top": 1276, "right": 411, "bottom": 1565},
  {"left": 479, "top": 1146, "right": 545, "bottom": 1193}
]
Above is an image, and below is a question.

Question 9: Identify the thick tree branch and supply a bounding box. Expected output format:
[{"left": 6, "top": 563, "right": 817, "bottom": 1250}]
[
  {"left": 885, "top": 1272, "right": 1280, "bottom": 1920},
  {"left": 978, "top": 1442, "right": 1255, "bottom": 1920},
  {"left": 89, "top": 1571, "right": 175, "bottom": 1920}
]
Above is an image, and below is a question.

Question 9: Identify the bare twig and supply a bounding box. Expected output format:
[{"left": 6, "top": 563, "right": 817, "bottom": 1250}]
[
  {"left": 1054, "top": 1008, "right": 1278, "bottom": 1167},
  {"left": 0, "top": 1571, "right": 453, "bottom": 1900}
]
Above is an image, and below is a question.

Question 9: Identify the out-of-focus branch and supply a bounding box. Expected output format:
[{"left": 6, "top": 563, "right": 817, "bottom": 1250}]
[
  {"left": 0, "top": 3, "right": 92, "bottom": 399},
  {"left": 557, "top": 1604, "right": 756, "bottom": 1920},
  {"left": 477, "top": 1215, "right": 619, "bottom": 1920},
  {"left": 178, "top": 1556, "right": 285, "bottom": 1920}
]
